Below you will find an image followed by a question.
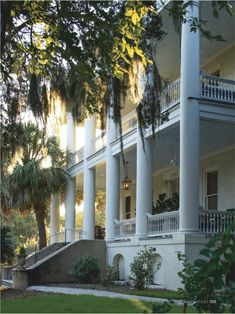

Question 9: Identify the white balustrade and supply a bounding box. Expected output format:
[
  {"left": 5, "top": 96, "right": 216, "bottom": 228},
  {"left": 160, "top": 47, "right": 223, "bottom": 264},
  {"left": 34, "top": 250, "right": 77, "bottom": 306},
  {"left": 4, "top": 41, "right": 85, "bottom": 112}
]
[
  {"left": 95, "top": 133, "right": 107, "bottom": 151},
  {"left": 159, "top": 79, "right": 181, "bottom": 112},
  {"left": 114, "top": 218, "right": 136, "bottom": 238},
  {"left": 122, "top": 109, "right": 138, "bottom": 135},
  {"left": 199, "top": 210, "right": 235, "bottom": 234},
  {"left": 73, "top": 148, "right": 84, "bottom": 164},
  {"left": 147, "top": 211, "right": 179, "bottom": 236},
  {"left": 201, "top": 73, "right": 235, "bottom": 104}
]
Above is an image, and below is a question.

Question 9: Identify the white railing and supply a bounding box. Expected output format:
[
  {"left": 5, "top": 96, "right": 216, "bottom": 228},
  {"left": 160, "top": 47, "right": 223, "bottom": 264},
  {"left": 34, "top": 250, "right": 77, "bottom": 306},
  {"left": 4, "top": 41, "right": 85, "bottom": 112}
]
[
  {"left": 51, "top": 229, "right": 83, "bottom": 243},
  {"left": 122, "top": 109, "right": 137, "bottom": 135},
  {"left": 147, "top": 210, "right": 179, "bottom": 236},
  {"left": 95, "top": 132, "right": 107, "bottom": 151},
  {"left": 159, "top": 79, "right": 181, "bottom": 112},
  {"left": 201, "top": 73, "right": 235, "bottom": 104},
  {"left": 74, "top": 148, "right": 84, "bottom": 164},
  {"left": 114, "top": 218, "right": 136, "bottom": 238},
  {"left": 199, "top": 210, "right": 235, "bottom": 234}
]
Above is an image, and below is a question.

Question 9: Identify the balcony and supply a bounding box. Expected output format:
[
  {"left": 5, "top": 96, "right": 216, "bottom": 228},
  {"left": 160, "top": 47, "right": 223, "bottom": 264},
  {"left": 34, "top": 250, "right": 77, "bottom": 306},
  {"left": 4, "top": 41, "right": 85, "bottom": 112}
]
[
  {"left": 113, "top": 209, "right": 234, "bottom": 240},
  {"left": 71, "top": 73, "right": 235, "bottom": 167}
]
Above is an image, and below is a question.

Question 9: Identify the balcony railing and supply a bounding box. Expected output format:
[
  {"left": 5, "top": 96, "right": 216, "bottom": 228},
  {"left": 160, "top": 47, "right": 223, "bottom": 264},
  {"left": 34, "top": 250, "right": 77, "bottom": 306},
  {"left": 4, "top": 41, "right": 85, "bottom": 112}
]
[
  {"left": 159, "top": 79, "right": 181, "bottom": 112},
  {"left": 201, "top": 73, "right": 235, "bottom": 104},
  {"left": 199, "top": 209, "right": 235, "bottom": 234},
  {"left": 74, "top": 148, "right": 84, "bottom": 164},
  {"left": 122, "top": 109, "right": 137, "bottom": 135},
  {"left": 113, "top": 209, "right": 234, "bottom": 239},
  {"left": 147, "top": 210, "right": 179, "bottom": 236},
  {"left": 114, "top": 218, "right": 136, "bottom": 238},
  {"left": 95, "top": 133, "right": 107, "bottom": 151}
]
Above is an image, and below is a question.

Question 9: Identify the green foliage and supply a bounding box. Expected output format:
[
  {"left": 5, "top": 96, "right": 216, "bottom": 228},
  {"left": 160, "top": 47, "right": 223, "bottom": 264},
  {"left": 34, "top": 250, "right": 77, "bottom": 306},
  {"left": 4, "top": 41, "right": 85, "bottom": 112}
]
[
  {"left": 102, "top": 266, "right": 119, "bottom": 286},
  {"left": 1, "top": 211, "right": 38, "bottom": 250},
  {"left": 152, "top": 301, "right": 174, "bottom": 313},
  {"left": 1, "top": 225, "right": 15, "bottom": 265},
  {"left": 130, "top": 247, "right": 155, "bottom": 290},
  {"left": 69, "top": 256, "right": 100, "bottom": 284},
  {"left": 2, "top": 123, "right": 67, "bottom": 249},
  {"left": 18, "top": 246, "right": 26, "bottom": 256},
  {"left": 152, "top": 193, "right": 179, "bottom": 214},
  {"left": 177, "top": 223, "right": 235, "bottom": 313}
]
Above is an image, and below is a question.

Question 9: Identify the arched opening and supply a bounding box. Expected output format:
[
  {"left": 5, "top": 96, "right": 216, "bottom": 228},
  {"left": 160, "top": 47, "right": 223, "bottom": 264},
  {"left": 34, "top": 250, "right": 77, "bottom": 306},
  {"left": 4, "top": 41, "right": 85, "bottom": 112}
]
[
  {"left": 113, "top": 254, "right": 125, "bottom": 280},
  {"left": 152, "top": 254, "right": 164, "bottom": 286}
]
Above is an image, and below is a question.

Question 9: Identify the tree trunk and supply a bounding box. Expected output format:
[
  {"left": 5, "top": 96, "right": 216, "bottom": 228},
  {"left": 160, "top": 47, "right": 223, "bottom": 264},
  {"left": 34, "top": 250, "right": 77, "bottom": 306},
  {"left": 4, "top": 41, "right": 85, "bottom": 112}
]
[{"left": 35, "top": 209, "right": 47, "bottom": 250}]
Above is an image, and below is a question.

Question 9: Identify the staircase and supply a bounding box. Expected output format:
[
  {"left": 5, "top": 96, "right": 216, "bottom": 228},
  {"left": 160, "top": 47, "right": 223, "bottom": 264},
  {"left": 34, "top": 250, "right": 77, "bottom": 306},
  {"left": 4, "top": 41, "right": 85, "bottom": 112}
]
[{"left": 1, "top": 242, "right": 66, "bottom": 285}]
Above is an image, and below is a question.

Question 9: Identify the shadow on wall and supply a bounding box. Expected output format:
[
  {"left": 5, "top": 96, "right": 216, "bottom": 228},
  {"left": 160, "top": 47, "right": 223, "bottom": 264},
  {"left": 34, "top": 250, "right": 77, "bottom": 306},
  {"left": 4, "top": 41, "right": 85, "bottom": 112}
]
[{"left": 113, "top": 254, "right": 125, "bottom": 280}]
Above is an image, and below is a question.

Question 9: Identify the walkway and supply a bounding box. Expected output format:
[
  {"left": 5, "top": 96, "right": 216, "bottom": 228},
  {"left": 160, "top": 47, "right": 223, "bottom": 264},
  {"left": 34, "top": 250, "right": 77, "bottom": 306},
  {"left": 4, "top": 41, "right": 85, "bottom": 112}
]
[{"left": 27, "top": 285, "right": 185, "bottom": 305}]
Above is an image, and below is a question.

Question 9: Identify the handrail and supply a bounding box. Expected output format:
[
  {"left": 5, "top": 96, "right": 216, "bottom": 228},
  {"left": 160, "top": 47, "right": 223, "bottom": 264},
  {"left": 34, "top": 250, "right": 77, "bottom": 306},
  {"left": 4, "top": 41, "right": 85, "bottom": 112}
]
[
  {"left": 201, "top": 73, "right": 235, "bottom": 86},
  {"left": 147, "top": 210, "right": 179, "bottom": 219}
]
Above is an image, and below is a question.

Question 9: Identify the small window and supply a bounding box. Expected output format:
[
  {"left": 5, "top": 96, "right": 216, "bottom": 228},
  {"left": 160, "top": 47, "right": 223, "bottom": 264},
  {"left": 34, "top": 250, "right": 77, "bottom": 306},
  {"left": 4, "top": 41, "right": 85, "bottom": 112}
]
[
  {"left": 206, "top": 171, "right": 218, "bottom": 210},
  {"left": 125, "top": 196, "right": 131, "bottom": 219}
]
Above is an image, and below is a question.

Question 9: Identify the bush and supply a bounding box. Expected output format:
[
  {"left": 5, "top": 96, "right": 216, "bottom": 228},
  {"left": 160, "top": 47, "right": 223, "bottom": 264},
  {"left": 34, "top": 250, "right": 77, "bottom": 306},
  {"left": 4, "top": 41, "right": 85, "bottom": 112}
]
[
  {"left": 69, "top": 256, "right": 100, "bottom": 283},
  {"left": 102, "top": 266, "right": 119, "bottom": 286},
  {"left": 130, "top": 247, "right": 154, "bottom": 290},
  {"left": 177, "top": 223, "right": 235, "bottom": 313},
  {"left": 1, "top": 225, "right": 15, "bottom": 265}
]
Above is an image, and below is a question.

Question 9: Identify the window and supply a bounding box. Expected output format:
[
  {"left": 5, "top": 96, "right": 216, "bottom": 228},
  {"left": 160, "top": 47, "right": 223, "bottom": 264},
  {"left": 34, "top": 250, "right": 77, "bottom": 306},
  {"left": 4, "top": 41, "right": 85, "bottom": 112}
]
[
  {"left": 125, "top": 196, "right": 131, "bottom": 219},
  {"left": 206, "top": 170, "right": 218, "bottom": 210},
  {"left": 168, "top": 177, "right": 179, "bottom": 198}
]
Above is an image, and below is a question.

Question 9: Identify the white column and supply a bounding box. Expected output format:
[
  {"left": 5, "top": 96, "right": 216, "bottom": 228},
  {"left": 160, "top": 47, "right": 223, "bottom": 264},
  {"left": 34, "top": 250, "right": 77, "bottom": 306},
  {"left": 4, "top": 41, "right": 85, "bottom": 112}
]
[
  {"left": 65, "top": 111, "right": 76, "bottom": 242},
  {"left": 106, "top": 110, "right": 120, "bottom": 241},
  {"left": 50, "top": 193, "right": 60, "bottom": 244},
  {"left": 83, "top": 116, "right": 96, "bottom": 240},
  {"left": 65, "top": 178, "right": 76, "bottom": 242},
  {"left": 136, "top": 126, "right": 153, "bottom": 237},
  {"left": 179, "top": 0, "right": 200, "bottom": 232}
]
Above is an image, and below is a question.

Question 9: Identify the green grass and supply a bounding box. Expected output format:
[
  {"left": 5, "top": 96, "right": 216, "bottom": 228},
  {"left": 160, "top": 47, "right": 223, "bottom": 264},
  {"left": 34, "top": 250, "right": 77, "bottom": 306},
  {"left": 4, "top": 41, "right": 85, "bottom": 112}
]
[
  {"left": 1, "top": 294, "right": 196, "bottom": 313},
  {"left": 126, "top": 289, "right": 182, "bottom": 300},
  {"left": 54, "top": 283, "right": 182, "bottom": 300}
]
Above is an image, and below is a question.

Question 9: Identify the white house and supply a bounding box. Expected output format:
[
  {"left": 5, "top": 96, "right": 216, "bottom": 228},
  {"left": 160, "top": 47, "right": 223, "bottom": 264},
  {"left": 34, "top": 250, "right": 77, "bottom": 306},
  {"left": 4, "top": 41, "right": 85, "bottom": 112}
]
[{"left": 49, "top": 0, "right": 235, "bottom": 290}]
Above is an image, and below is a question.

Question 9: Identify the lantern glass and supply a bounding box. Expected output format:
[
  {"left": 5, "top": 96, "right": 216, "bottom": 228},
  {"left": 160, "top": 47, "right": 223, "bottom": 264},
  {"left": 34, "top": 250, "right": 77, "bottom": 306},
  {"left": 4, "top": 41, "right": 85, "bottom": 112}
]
[{"left": 122, "top": 177, "right": 132, "bottom": 190}]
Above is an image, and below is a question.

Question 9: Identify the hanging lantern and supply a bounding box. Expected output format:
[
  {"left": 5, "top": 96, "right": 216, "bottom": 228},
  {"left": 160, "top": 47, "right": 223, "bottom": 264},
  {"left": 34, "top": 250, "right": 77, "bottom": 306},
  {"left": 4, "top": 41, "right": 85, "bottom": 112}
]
[{"left": 122, "top": 162, "right": 132, "bottom": 190}]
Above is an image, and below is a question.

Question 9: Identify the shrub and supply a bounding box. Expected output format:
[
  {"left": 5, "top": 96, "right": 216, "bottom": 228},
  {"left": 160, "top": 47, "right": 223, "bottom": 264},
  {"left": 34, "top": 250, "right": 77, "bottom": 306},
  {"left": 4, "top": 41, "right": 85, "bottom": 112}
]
[
  {"left": 102, "top": 266, "right": 119, "bottom": 286},
  {"left": 178, "top": 223, "right": 235, "bottom": 313},
  {"left": 130, "top": 247, "right": 154, "bottom": 290},
  {"left": 1, "top": 225, "right": 15, "bottom": 265},
  {"left": 152, "top": 301, "right": 174, "bottom": 313},
  {"left": 69, "top": 256, "right": 100, "bottom": 283}
]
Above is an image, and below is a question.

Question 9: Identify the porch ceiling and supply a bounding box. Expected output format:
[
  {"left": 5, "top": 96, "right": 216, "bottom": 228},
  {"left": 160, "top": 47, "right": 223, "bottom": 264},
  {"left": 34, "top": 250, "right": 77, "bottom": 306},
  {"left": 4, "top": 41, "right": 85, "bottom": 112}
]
[
  {"left": 75, "top": 120, "right": 235, "bottom": 190},
  {"left": 155, "top": 1, "right": 235, "bottom": 81}
]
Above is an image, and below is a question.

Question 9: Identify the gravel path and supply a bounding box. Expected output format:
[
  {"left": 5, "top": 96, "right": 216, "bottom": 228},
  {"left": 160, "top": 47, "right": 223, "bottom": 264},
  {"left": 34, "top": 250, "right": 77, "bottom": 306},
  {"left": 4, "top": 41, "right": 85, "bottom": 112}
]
[{"left": 26, "top": 285, "right": 186, "bottom": 305}]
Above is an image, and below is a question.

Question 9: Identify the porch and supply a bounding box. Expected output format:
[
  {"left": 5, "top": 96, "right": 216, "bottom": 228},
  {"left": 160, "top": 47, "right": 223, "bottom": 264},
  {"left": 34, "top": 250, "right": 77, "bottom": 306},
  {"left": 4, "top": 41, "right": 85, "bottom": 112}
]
[{"left": 72, "top": 73, "right": 235, "bottom": 166}]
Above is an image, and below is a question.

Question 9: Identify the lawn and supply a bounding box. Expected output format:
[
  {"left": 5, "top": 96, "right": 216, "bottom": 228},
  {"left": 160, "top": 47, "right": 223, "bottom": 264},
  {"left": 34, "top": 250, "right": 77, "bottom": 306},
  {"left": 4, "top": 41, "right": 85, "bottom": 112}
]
[{"left": 1, "top": 294, "right": 196, "bottom": 313}]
